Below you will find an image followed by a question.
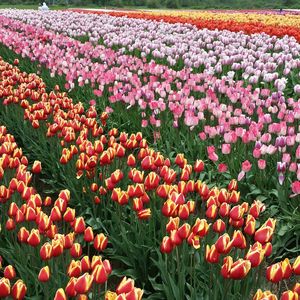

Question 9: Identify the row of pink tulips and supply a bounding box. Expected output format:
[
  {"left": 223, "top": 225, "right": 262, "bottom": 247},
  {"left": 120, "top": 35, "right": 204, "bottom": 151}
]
[{"left": 1, "top": 9, "right": 300, "bottom": 92}]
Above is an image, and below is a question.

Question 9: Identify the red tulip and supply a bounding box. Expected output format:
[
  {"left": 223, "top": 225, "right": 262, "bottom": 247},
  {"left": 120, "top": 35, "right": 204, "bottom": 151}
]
[
  {"left": 11, "top": 279, "right": 27, "bottom": 300},
  {"left": 38, "top": 266, "right": 50, "bottom": 282}
]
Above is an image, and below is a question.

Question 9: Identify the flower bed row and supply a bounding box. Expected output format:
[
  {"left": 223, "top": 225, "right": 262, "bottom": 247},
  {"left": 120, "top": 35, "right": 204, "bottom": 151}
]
[
  {"left": 1, "top": 14, "right": 300, "bottom": 206},
  {"left": 69, "top": 8, "right": 300, "bottom": 44},
  {"left": 0, "top": 54, "right": 298, "bottom": 298},
  {"left": 2, "top": 9, "right": 300, "bottom": 86}
]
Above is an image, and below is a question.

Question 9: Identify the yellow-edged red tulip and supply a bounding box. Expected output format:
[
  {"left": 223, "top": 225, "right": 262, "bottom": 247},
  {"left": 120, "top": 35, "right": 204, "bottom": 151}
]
[
  {"left": 40, "top": 242, "right": 53, "bottom": 260},
  {"left": 84, "top": 227, "right": 94, "bottom": 242},
  {"left": 205, "top": 245, "right": 220, "bottom": 264},
  {"left": 38, "top": 266, "right": 50, "bottom": 282},
  {"left": 54, "top": 288, "right": 67, "bottom": 300},
  {"left": 27, "top": 229, "right": 40, "bottom": 247},
  {"left": 94, "top": 233, "right": 108, "bottom": 251},
  {"left": 65, "top": 277, "right": 77, "bottom": 297},
  {"left": 32, "top": 160, "right": 42, "bottom": 173},
  {"left": 253, "top": 289, "right": 277, "bottom": 300},
  {"left": 293, "top": 256, "right": 300, "bottom": 275},
  {"left": 92, "top": 264, "right": 108, "bottom": 284},
  {"left": 266, "top": 262, "right": 283, "bottom": 283},
  {"left": 212, "top": 219, "right": 226, "bottom": 234},
  {"left": 70, "top": 243, "right": 82, "bottom": 258},
  {"left": 137, "top": 208, "right": 151, "bottom": 220},
  {"left": 11, "top": 279, "right": 27, "bottom": 300},
  {"left": 281, "top": 258, "right": 292, "bottom": 280},
  {"left": 4, "top": 265, "right": 16, "bottom": 280},
  {"left": 116, "top": 277, "right": 135, "bottom": 294},
  {"left": 67, "top": 260, "right": 82, "bottom": 278},
  {"left": 280, "top": 291, "right": 298, "bottom": 300},
  {"left": 0, "top": 278, "right": 10, "bottom": 297},
  {"left": 74, "top": 273, "right": 94, "bottom": 294},
  {"left": 160, "top": 236, "right": 173, "bottom": 254},
  {"left": 215, "top": 233, "right": 232, "bottom": 254}
]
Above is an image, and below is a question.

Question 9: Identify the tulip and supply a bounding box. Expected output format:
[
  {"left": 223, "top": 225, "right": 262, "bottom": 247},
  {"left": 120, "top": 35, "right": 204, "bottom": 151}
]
[
  {"left": 40, "top": 242, "right": 53, "bottom": 260},
  {"left": 70, "top": 243, "right": 82, "bottom": 258},
  {"left": 205, "top": 245, "right": 220, "bottom": 264},
  {"left": 11, "top": 280, "right": 27, "bottom": 300},
  {"left": 293, "top": 256, "right": 300, "bottom": 275},
  {"left": 54, "top": 288, "right": 67, "bottom": 300},
  {"left": 92, "top": 264, "right": 108, "bottom": 284},
  {"left": 215, "top": 233, "right": 232, "bottom": 254},
  {"left": 65, "top": 277, "right": 78, "bottom": 297},
  {"left": 74, "top": 273, "right": 94, "bottom": 294},
  {"left": 84, "top": 227, "right": 94, "bottom": 242},
  {"left": 94, "top": 233, "right": 108, "bottom": 251},
  {"left": 32, "top": 160, "right": 42, "bottom": 173},
  {"left": 280, "top": 291, "right": 298, "bottom": 300},
  {"left": 0, "top": 278, "right": 10, "bottom": 297},
  {"left": 160, "top": 236, "right": 173, "bottom": 253},
  {"left": 266, "top": 263, "right": 283, "bottom": 283},
  {"left": 116, "top": 277, "right": 135, "bottom": 294},
  {"left": 253, "top": 289, "right": 277, "bottom": 300},
  {"left": 38, "top": 266, "right": 50, "bottom": 282}
]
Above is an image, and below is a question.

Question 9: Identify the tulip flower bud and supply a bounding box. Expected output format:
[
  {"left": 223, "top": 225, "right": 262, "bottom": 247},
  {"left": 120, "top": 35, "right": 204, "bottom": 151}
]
[
  {"left": 38, "top": 266, "right": 50, "bottom": 282},
  {"left": 84, "top": 227, "right": 94, "bottom": 242},
  {"left": 219, "top": 203, "right": 230, "bottom": 217},
  {"left": 293, "top": 256, "right": 300, "bottom": 275},
  {"left": 32, "top": 160, "right": 42, "bottom": 173},
  {"left": 74, "top": 273, "right": 94, "bottom": 294},
  {"left": 280, "top": 291, "right": 298, "bottom": 300},
  {"left": 212, "top": 219, "right": 226, "bottom": 234},
  {"left": 73, "top": 217, "right": 86, "bottom": 233},
  {"left": 266, "top": 263, "right": 283, "bottom": 283},
  {"left": 92, "top": 264, "right": 108, "bottom": 284},
  {"left": 27, "top": 229, "right": 41, "bottom": 247},
  {"left": 70, "top": 243, "right": 82, "bottom": 258},
  {"left": 17, "top": 227, "right": 29, "bottom": 243},
  {"left": 116, "top": 277, "right": 135, "bottom": 294},
  {"left": 94, "top": 233, "right": 108, "bottom": 251},
  {"left": 215, "top": 233, "right": 232, "bottom": 254},
  {"left": 293, "top": 283, "right": 300, "bottom": 295},
  {"left": 54, "top": 288, "right": 67, "bottom": 300},
  {"left": 0, "top": 278, "right": 10, "bottom": 298},
  {"left": 281, "top": 258, "right": 292, "bottom": 280},
  {"left": 65, "top": 277, "right": 77, "bottom": 297},
  {"left": 194, "top": 160, "right": 204, "bottom": 173},
  {"left": 253, "top": 289, "right": 277, "bottom": 300},
  {"left": 229, "top": 259, "right": 251, "bottom": 280},
  {"left": 67, "top": 260, "right": 82, "bottom": 278},
  {"left": 11, "top": 279, "right": 27, "bottom": 300},
  {"left": 205, "top": 245, "right": 220, "bottom": 264},
  {"left": 228, "top": 179, "right": 238, "bottom": 191},
  {"left": 4, "top": 265, "right": 16, "bottom": 280},
  {"left": 160, "top": 236, "right": 173, "bottom": 254}
]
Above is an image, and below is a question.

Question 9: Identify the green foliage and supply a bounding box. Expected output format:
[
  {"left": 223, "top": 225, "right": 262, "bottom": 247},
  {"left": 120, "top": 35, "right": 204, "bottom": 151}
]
[
  {"left": 165, "top": 0, "right": 180, "bottom": 8},
  {"left": 147, "top": 0, "right": 160, "bottom": 8}
]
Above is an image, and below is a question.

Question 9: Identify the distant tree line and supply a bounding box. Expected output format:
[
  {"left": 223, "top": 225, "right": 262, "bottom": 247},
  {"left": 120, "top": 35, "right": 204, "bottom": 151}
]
[{"left": 2, "top": 0, "right": 300, "bottom": 9}]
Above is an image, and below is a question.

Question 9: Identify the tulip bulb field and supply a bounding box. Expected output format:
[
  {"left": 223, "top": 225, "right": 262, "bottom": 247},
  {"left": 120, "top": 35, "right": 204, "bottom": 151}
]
[{"left": 0, "top": 7, "right": 300, "bottom": 300}]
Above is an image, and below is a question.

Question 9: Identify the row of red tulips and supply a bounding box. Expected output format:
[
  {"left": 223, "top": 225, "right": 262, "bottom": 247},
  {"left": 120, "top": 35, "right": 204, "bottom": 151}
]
[{"left": 0, "top": 56, "right": 299, "bottom": 298}]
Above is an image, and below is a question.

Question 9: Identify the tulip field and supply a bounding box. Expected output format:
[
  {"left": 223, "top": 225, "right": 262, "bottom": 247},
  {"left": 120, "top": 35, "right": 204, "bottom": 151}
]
[{"left": 0, "top": 8, "right": 300, "bottom": 300}]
